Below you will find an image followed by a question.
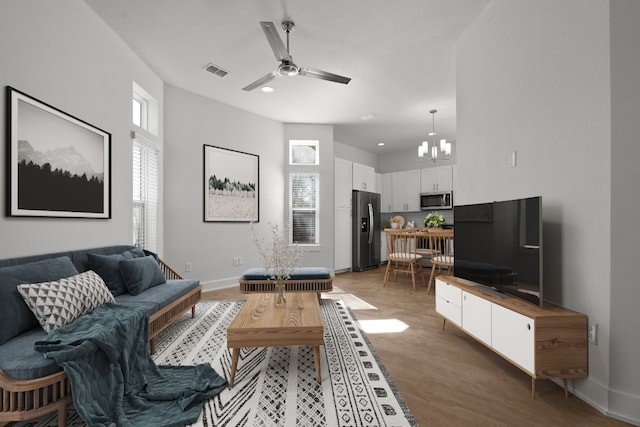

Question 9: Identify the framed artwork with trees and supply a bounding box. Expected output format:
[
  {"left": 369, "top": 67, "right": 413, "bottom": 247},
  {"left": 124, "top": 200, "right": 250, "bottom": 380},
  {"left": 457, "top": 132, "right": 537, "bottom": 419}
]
[
  {"left": 6, "top": 87, "right": 111, "bottom": 218},
  {"left": 203, "top": 144, "right": 259, "bottom": 222}
]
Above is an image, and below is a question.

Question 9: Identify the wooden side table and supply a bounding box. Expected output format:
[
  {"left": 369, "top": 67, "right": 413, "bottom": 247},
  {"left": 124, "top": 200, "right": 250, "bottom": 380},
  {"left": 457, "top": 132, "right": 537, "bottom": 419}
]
[{"left": 226, "top": 292, "right": 324, "bottom": 386}]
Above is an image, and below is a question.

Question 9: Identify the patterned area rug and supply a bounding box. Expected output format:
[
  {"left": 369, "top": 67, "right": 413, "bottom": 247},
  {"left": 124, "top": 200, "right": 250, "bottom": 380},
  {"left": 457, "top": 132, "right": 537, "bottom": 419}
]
[{"left": 12, "top": 299, "right": 417, "bottom": 427}]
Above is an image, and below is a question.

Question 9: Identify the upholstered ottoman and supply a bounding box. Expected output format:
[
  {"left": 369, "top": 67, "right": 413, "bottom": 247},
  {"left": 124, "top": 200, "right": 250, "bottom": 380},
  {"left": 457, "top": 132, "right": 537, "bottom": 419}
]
[{"left": 239, "top": 267, "right": 333, "bottom": 294}]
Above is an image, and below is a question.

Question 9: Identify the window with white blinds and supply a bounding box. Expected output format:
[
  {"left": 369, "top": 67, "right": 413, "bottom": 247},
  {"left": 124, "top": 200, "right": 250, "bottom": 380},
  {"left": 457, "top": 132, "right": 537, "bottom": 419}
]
[
  {"left": 289, "top": 173, "right": 319, "bottom": 244},
  {"left": 132, "top": 137, "right": 158, "bottom": 251}
]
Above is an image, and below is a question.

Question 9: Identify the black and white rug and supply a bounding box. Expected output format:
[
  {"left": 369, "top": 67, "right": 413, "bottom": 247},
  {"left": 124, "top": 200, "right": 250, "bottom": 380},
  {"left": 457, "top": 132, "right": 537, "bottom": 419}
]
[{"left": 13, "top": 299, "right": 417, "bottom": 427}]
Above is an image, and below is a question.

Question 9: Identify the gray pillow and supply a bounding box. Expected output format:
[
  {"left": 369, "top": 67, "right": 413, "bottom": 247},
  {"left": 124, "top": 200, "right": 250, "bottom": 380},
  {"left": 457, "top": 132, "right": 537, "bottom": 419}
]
[
  {"left": 17, "top": 270, "right": 115, "bottom": 332},
  {"left": 87, "top": 248, "right": 145, "bottom": 296},
  {"left": 119, "top": 255, "right": 166, "bottom": 296},
  {"left": 0, "top": 256, "right": 78, "bottom": 345}
]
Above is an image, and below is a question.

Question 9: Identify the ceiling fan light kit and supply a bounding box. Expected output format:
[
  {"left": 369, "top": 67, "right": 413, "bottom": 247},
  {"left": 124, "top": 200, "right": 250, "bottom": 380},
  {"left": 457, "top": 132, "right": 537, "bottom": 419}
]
[{"left": 242, "top": 20, "right": 351, "bottom": 91}]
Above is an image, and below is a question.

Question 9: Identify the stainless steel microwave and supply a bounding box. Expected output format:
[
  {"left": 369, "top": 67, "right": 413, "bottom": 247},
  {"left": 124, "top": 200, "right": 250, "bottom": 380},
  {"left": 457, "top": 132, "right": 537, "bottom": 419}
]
[{"left": 420, "top": 191, "right": 453, "bottom": 210}]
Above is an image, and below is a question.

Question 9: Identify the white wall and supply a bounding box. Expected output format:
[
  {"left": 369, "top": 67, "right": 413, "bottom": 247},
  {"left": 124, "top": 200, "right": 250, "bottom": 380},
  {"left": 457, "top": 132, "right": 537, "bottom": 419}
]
[
  {"left": 163, "top": 84, "right": 284, "bottom": 289},
  {"left": 378, "top": 146, "right": 455, "bottom": 174},
  {"left": 609, "top": 0, "right": 640, "bottom": 423},
  {"left": 334, "top": 140, "right": 378, "bottom": 169},
  {"left": 457, "top": 0, "right": 639, "bottom": 424},
  {"left": 0, "top": 0, "right": 163, "bottom": 259}
]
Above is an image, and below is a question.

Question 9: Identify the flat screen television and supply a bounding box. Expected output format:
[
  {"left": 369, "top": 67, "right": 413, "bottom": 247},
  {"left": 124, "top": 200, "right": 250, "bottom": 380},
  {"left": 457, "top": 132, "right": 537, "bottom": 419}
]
[{"left": 454, "top": 196, "right": 543, "bottom": 306}]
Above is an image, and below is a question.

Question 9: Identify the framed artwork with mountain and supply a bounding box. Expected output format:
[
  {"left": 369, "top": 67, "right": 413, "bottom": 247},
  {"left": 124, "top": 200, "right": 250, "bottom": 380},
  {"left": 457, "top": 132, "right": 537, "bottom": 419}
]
[
  {"left": 203, "top": 144, "right": 258, "bottom": 222},
  {"left": 6, "top": 87, "right": 111, "bottom": 218}
]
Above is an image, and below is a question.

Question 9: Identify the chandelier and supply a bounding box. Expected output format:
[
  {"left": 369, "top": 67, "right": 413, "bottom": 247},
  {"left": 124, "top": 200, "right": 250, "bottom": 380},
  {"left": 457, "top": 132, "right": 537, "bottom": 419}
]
[{"left": 418, "top": 109, "right": 451, "bottom": 162}]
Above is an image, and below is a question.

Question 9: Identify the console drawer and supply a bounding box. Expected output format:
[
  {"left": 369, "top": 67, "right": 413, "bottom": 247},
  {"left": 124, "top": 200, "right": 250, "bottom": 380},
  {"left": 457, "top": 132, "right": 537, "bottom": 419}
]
[{"left": 436, "top": 279, "right": 461, "bottom": 307}]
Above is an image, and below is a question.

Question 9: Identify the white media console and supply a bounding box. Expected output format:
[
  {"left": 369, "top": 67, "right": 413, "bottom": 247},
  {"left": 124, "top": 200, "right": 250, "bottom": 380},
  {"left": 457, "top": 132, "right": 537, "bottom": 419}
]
[{"left": 435, "top": 276, "right": 588, "bottom": 398}]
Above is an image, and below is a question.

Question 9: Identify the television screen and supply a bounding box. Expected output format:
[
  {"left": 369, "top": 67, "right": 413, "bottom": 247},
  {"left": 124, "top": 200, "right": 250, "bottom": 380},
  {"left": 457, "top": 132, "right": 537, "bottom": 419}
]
[{"left": 454, "top": 196, "right": 543, "bottom": 306}]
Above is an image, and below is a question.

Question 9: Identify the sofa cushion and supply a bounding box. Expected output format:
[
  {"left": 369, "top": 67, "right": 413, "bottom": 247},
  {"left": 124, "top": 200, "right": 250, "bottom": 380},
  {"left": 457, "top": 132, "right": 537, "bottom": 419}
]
[
  {"left": 241, "top": 267, "right": 331, "bottom": 280},
  {"left": 17, "top": 270, "right": 115, "bottom": 332},
  {"left": 0, "top": 327, "right": 61, "bottom": 380},
  {"left": 0, "top": 256, "right": 79, "bottom": 345},
  {"left": 115, "top": 279, "right": 199, "bottom": 312},
  {"left": 87, "top": 247, "right": 145, "bottom": 296},
  {"left": 119, "top": 255, "right": 166, "bottom": 296}
]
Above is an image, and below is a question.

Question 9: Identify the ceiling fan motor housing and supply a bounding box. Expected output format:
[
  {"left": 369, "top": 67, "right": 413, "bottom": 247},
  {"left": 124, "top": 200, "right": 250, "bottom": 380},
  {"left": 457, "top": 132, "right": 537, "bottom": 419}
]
[{"left": 278, "top": 61, "right": 299, "bottom": 76}]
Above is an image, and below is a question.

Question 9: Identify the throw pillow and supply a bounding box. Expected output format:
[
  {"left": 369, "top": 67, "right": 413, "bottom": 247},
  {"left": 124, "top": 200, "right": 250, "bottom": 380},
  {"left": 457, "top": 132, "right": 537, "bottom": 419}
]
[
  {"left": 0, "top": 256, "right": 79, "bottom": 345},
  {"left": 87, "top": 248, "right": 145, "bottom": 296},
  {"left": 119, "top": 255, "right": 166, "bottom": 296},
  {"left": 17, "top": 270, "right": 116, "bottom": 333}
]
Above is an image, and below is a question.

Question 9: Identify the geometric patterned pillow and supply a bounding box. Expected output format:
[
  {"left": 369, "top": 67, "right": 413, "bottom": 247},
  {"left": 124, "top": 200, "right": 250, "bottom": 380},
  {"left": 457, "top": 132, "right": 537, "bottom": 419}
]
[{"left": 16, "top": 270, "right": 116, "bottom": 333}]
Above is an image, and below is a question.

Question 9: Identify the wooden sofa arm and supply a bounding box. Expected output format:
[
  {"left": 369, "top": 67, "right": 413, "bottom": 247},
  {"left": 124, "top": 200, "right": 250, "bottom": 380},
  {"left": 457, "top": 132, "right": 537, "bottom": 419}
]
[{"left": 159, "top": 259, "right": 183, "bottom": 280}]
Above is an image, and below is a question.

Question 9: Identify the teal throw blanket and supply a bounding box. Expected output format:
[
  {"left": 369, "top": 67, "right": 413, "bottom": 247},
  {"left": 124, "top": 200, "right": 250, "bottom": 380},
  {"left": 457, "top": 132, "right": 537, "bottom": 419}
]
[{"left": 34, "top": 303, "right": 227, "bottom": 427}]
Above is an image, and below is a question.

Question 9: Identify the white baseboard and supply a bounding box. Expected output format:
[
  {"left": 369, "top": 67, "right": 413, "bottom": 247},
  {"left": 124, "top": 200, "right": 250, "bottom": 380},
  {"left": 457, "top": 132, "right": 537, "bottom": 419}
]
[
  {"left": 552, "top": 376, "right": 640, "bottom": 426},
  {"left": 200, "top": 278, "right": 238, "bottom": 293}
]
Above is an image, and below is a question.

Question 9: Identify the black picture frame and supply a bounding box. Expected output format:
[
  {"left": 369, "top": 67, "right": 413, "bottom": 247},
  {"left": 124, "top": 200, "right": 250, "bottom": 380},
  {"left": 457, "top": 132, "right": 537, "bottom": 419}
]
[
  {"left": 203, "top": 144, "right": 259, "bottom": 222},
  {"left": 6, "top": 87, "right": 111, "bottom": 218}
]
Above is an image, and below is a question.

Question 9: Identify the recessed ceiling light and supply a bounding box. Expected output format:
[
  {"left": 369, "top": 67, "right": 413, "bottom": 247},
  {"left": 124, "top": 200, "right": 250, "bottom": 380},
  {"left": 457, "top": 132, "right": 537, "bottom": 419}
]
[
  {"left": 261, "top": 86, "right": 274, "bottom": 93},
  {"left": 377, "top": 142, "right": 385, "bottom": 146},
  {"left": 360, "top": 113, "right": 376, "bottom": 121}
]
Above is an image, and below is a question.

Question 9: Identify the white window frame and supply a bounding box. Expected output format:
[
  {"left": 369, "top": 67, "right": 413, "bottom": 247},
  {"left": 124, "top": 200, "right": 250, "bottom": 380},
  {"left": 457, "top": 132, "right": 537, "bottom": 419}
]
[
  {"left": 289, "top": 172, "right": 320, "bottom": 245},
  {"left": 132, "top": 134, "right": 159, "bottom": 252},
  {"left": 289, "top": 140, "right": 319, "bottom": 165},
  {"left": 132, "top": 93, "right": 148, "bottom": 130},
  {"left": 288, "top": 139, "right": 320, "bottom": 246},
  {"left": 132, "top": 81, "right": 160, "bottom": 252}
]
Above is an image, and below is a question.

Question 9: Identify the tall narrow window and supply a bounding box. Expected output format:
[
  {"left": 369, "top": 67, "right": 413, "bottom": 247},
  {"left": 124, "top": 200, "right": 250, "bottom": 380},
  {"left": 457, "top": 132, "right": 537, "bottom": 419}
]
[
  {"left": 289, "top": 173, "right": 319, "bottom": 244},
  {"left": 132, "top": 137, "right": 158, "bottom": 251}
]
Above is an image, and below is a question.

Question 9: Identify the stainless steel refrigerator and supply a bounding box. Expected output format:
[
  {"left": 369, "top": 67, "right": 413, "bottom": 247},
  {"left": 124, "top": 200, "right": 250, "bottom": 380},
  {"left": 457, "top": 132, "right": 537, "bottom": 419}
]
[{"left": 352, "top": 190, "right": 381, "bottom": 271}]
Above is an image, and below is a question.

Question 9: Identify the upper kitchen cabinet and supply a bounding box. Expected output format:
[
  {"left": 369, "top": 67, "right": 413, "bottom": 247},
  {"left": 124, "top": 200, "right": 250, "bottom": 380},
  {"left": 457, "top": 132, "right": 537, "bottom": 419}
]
[
  {"left": 421, "top": 165, "right": 453, "bottom": 193},
  {"left": 381, "top": 173, "right": 393, "bottom": 213},
  {"left": 391, "top": 169, "right": 421, "bottom": 212},
  {"left": 352, "top": 162, "right": 376, "bottom": 192}
]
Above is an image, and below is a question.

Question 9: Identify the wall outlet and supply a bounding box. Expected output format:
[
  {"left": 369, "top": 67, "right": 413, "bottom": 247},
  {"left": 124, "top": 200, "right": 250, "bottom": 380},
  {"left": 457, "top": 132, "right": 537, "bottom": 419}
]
[
  {"left": 238, "top": 257, "right": 244, "bottom": 265},
  {"left": 185, "top": 262, "right": 192, "bottom": 272},
  {"left": 588, "top": 323, "right": 598, "bottom": 344}
]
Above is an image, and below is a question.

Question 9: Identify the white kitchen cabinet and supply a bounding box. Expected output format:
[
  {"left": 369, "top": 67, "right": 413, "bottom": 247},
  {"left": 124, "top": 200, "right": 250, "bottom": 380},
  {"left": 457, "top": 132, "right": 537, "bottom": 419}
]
[
  {"left": 334, "top": 158, "right": 353, "bottom": 271},
  {"left": 381, "top": 173, "right": 393, "bottom": 213},
  {"left": 352, "top": 162, "right": 376, "bottom": 192},
  {"left": 380, "top": 231, "right": 387, "bottom": 262},
  {"left": 334, "top": 158, "right": 353, "bottom": 209},
  {"left": 462, "top": 291, "right": 492, "bottom": 345},
  {"left": 491, "top": 304, "right": 535, "bottom": 373},
  {"left": 391, "top": 170, "right": 420, "bottom": 212},
  {"left": 420, "top": 165, "right": 453, "bottom": 193},
  {"left": 334, "top": 208, "right": 352, "bottom": 272}
]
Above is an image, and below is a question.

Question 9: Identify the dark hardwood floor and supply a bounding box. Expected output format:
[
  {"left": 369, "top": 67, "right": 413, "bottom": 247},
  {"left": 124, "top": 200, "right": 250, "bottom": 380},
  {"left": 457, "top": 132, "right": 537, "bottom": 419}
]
[{"left": 203, "top": 268, "right": 631, "bottom": 427}]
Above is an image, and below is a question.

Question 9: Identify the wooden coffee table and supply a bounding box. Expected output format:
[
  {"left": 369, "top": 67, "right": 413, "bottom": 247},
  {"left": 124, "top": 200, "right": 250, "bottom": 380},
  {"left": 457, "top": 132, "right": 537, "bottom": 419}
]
[{"left": 226, "top": 292, "right": 324, "bottom": 386}]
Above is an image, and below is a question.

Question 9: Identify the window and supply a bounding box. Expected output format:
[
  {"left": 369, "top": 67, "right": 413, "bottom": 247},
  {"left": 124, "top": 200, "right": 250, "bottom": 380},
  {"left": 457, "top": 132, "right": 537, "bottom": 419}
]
[
  {"left": 132, "top": 82, "right": 159, "bottom": 251},
  {"left": 132, "top": 137, "right": 158, "bottom": 251},
  {"left": 289, "top": 140, "right": 319, "bottom": 165},
  {"left": 289, "top": 173, "right": 319, "bottom": 244},
  {"left": 132, "top": 94, "right": 147, "bottom": 129}
]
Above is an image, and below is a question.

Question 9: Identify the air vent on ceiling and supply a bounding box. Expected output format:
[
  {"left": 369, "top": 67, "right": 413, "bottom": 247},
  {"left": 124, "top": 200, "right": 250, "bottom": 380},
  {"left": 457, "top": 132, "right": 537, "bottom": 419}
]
[{"left": 203, "top": 63, "right": 229, "bottom": 78}]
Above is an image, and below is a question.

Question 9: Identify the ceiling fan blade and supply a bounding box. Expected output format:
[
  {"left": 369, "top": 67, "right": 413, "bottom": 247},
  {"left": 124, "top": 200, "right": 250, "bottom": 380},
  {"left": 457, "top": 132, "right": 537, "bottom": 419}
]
[
  {"left": 298, "top": 67, "right": 351, "bottom": 85},
  {"left": 242, "top": 71, "right": 279, "bottom": 91},
  {"left": 260, "top": 21, "right": 291, "bottom": 62}
]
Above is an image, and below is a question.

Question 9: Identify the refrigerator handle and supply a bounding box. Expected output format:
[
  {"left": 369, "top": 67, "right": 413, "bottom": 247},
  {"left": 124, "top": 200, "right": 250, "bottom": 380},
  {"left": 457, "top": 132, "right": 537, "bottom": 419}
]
[{"left": 367, "top": 203, "right": 374, "bottom": 245}]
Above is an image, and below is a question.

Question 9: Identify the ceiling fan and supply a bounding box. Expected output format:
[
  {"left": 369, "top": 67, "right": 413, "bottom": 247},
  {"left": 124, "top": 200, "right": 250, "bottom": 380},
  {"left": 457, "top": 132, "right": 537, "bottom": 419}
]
[{"left": 242, "top": 21, "right": 351, "bottom": 91}]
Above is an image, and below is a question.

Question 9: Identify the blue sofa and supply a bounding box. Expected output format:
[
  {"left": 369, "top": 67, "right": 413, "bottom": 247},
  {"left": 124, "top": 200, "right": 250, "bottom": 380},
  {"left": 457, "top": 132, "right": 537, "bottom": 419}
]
[{"left": 0, "top": 245, "right": 201, "bottom": 426}]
